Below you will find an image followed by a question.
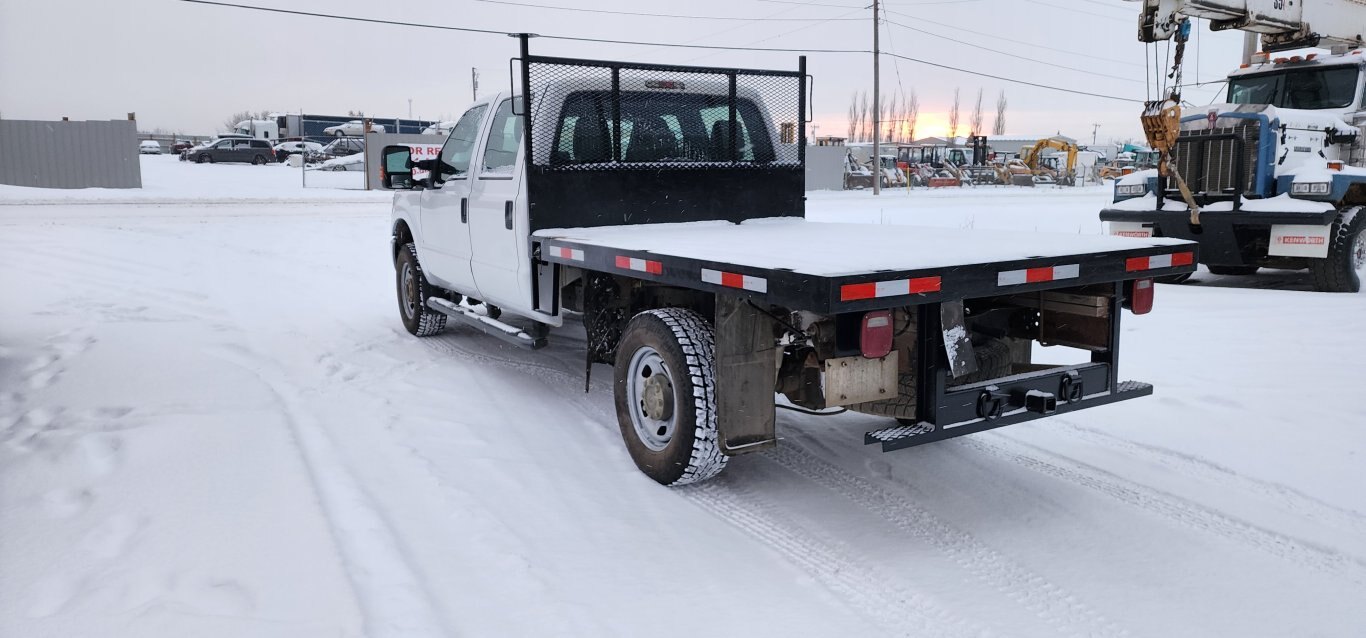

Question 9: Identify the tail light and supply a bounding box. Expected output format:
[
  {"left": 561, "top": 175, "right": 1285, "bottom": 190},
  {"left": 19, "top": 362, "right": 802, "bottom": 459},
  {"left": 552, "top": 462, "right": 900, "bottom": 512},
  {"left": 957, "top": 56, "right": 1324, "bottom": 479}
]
[
  {"left": 861, "top": 310, "right": 894, "bottom": 359},
  {"left": 1128, "top": 278, "right": 1154, "bottom": 315}
]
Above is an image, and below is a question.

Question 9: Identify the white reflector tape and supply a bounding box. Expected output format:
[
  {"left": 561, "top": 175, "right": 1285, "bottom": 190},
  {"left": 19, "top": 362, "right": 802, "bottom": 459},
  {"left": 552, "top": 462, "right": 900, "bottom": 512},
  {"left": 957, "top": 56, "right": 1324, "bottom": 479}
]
[
  {"left": 996, "top": 264, "right": 1081, "bottom": 287},
  {"left": 548, "top": 245, "right": 584, "bottom": 261},
  {"left": 701, "top": 268, "right": 767, "bottom": 293}
]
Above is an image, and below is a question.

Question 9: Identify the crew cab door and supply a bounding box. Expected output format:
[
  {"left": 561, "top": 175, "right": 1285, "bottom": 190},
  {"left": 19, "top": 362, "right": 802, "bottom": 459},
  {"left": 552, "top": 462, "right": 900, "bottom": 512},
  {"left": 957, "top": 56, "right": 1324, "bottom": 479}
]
[
  {"left": 468, "top": 98, "right": 533, "bottom": 315},
  {"left": 417, "top": 103, "right": 489, "bottom": 293}
]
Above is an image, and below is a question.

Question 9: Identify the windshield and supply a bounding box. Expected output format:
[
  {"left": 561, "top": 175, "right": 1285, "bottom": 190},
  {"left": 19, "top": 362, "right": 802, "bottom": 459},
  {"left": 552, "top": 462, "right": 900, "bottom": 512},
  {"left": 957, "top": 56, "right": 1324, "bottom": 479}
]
[{"left": 1227, "top": 66, "right": 1359, "bottom": 109}]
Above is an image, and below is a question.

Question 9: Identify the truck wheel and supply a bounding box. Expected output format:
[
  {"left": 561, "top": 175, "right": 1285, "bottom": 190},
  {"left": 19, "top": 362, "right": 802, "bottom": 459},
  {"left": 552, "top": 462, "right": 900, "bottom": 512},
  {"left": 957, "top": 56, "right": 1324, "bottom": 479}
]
[
  {"left": 1207, "top": 265, "right": 1258, "bottom": 276},
  {"left": 613, "top": 308, "right": 726, "bottom": 486},
  {"left": 1310, "top": 207, "right": 1366, "bottom": 293},
  {"left": 395, "top": 243, "right": 447, "bottom": 337}
]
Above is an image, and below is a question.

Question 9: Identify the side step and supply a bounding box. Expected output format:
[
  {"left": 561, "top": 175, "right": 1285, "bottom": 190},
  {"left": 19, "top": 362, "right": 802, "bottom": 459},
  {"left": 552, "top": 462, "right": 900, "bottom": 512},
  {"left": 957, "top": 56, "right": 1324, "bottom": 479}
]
[
  {"left": 427, "top": 298, "right": 548, "bottom": 350},
  {"left": 864, "top": 380, "right": 1154, "bottom": 452}
]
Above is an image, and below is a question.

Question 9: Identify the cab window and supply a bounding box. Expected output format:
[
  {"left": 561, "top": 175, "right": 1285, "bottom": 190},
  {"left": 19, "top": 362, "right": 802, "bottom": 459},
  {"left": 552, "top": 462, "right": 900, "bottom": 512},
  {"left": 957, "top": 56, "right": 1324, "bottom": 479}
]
[
  {"left": 481, "top": 99, "right": 523, "bottom": 176},
  {"left": 438, "top": 105, "right": 488, "bottom": 180}
]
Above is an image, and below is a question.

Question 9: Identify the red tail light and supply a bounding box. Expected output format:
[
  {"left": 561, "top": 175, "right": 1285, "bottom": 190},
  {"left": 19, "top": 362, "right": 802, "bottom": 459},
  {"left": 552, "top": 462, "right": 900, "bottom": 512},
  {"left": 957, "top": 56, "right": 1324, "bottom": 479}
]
[
  {"left": 1129, "top": 278, "right": 1154, "bottom": 315},
  {"left": 861, "top": 310, "right": 894, "bottom": 359}
]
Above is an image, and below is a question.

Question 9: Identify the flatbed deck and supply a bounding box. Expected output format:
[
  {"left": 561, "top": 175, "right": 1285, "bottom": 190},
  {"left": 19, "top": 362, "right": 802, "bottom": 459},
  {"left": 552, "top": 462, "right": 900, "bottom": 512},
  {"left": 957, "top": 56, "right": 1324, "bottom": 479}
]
[{"left": 536, "top": 218, "right": 1197, "bottom": 313}]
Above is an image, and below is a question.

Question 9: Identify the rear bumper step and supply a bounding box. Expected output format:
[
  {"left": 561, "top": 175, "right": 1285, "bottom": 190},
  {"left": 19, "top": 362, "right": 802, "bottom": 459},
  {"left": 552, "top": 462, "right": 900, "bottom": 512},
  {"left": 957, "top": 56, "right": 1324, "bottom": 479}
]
[
  {"left": 864, "top": 379, "right": 1153, "bottom": 452},
  {"left": 427, "top": 298, "right": 547, "bottom": 349}
]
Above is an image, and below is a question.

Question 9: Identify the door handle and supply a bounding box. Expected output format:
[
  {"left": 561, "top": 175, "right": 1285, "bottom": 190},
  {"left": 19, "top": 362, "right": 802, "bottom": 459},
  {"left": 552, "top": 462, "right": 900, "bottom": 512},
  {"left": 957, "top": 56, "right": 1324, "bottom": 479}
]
[
  {"left": 461, "top": 197, "right": 468, "bottom": 223},
  {"left": 504, "top": 201, "right": 513, "bottom": 230}
]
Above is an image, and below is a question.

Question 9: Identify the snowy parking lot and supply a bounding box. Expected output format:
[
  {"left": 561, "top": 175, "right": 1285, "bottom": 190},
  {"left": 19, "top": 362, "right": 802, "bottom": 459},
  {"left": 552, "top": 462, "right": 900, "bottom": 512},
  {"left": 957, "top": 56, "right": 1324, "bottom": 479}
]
[{"left": 2, "top": 156, "right": 1364, "bottom": 637}]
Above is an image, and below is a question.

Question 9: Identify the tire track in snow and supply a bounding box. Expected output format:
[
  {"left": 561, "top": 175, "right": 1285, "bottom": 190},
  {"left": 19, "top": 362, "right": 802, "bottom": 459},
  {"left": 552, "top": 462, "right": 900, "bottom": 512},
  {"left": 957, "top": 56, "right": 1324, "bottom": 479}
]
[
  {"left": 414, "top": 330, "right": 1125, "bottom": 636},
  {"left": 964, "top": 436, "right": 1366, "bottom": 587},
  {"left": 761, "top": 445, "right": 1129, "bottom": 638},
  {"left": 687, "top": 478, "right": 990, "bottom": 638},
  {"left": 214, "top": 347, "right": 452, "bottom": 638},
  {"left": 1037, "top": 420, "right": 1366, "bottom": 539}
]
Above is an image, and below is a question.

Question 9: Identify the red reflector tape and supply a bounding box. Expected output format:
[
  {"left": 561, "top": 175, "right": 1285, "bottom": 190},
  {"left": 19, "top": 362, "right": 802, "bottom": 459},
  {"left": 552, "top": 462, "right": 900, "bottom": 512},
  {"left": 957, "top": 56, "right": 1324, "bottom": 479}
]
[
  {"left": 997, "top": 264, "right": 1080, "bottom": 286},
  {"left": 701, "top": 268, "right": 766, "bottom": 293},
  {"left": 614, "top": 255, "right": 663, "bottom": 275},
  {"left": 840, "top": 276, "right": 941, "bottom": 301},
  {"left": 548, "top": 245, "right": 584, "bottom": 261},
  {"left": 1126, "top": 252, "right": 1194, "bottom": 272}
]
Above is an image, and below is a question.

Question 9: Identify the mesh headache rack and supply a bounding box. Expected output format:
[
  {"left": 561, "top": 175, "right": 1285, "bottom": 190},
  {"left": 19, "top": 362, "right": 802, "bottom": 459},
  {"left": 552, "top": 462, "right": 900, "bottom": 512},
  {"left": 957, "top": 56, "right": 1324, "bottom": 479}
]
[{"left": 511, "top": 35, "right": 811, "bottom": 231}]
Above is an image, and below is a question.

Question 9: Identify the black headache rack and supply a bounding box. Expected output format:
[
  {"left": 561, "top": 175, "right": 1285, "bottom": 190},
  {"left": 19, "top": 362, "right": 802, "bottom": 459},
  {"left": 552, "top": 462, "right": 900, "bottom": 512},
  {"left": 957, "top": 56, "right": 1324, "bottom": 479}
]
[{"left": 513, "top": 37, "right": 809, "bottom": 232}]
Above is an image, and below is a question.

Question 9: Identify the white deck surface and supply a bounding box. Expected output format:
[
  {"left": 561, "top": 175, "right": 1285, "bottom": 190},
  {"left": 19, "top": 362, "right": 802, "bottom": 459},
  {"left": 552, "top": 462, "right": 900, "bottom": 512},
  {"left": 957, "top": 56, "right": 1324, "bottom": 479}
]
[{"left": 536, "top": 218, "right": 1191, "bottom": 277}]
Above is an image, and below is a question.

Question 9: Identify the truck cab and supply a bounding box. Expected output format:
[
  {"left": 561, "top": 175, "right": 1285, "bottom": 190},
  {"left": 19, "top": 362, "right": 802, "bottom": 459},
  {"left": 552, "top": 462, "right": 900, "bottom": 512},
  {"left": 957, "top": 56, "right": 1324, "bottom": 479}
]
[{"left": 1101, "top": 51, "right": 1366, "bottom": 291}]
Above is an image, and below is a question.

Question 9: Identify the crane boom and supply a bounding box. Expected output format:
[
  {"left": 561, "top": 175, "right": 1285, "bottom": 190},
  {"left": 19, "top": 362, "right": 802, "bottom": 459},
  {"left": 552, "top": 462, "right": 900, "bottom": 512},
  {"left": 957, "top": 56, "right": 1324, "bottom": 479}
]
[{"left": 1137, "top": 0, "right": 1366, "bottom": 51}]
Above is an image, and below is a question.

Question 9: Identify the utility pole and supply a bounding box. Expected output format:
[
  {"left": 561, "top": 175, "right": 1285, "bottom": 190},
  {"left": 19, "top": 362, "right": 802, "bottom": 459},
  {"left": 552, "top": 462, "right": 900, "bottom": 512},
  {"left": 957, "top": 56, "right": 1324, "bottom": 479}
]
[
  {"left": 408, "top": 98, "right": 413, "bottom": 120},
  {"left": 1092, "top": 123, "right": 1101, "bottom": 146},
  {"left": 472, "top": 68, "right": 480, "bottom": 102},
  {"left": 872, "top": 0, "right": 880, "bottom": 195}
]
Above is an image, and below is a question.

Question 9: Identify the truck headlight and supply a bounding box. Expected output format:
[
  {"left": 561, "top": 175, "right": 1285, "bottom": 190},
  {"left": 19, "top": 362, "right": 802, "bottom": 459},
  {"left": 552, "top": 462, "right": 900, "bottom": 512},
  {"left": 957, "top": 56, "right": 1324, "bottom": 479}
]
[
  {"left": 1291, "top": 182, "right": 1330, "bottom": 195},
  {"left": 1116, "top": 184, "right": 1146, "bottom": 197}
]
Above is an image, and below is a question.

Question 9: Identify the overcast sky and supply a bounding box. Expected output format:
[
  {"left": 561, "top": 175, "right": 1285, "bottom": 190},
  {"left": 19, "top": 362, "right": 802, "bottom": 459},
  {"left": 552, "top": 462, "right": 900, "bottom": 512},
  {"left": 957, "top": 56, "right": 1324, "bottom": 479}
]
[{"left": 1, "top": 0, "right": 1255, "bottom": 144}]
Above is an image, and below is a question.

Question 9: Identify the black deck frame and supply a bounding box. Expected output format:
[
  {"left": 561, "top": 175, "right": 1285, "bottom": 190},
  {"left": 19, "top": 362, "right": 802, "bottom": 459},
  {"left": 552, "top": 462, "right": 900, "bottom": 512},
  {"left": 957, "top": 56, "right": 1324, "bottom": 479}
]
[{"left": 536, "top": 236, "right": 1199, "bottom": 315}]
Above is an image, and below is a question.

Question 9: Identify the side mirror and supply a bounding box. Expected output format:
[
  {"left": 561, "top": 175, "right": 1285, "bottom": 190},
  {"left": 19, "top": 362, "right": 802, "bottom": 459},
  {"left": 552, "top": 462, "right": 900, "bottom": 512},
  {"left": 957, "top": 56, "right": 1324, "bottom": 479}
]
[{"left": 381, "top": 145, "right": 414, "bottom": 190}]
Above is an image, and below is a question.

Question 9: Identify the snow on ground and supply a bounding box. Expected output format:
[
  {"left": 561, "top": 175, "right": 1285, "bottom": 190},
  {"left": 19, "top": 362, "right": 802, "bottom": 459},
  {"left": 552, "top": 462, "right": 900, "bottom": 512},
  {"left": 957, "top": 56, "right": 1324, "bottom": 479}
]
[
  {"left": 0, "top": 154, "right": 390, "bottom": 205},
  {"left": 1, "top": 164, "right": 1364, "bottom": 637}
]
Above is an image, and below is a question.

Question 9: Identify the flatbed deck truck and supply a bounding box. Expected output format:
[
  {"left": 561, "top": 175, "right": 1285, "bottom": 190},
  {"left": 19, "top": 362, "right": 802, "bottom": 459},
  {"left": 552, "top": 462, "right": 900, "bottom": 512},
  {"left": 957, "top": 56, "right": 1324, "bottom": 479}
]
[{"left": 381, "top": 43, "right": 1197, "bottom": 486}]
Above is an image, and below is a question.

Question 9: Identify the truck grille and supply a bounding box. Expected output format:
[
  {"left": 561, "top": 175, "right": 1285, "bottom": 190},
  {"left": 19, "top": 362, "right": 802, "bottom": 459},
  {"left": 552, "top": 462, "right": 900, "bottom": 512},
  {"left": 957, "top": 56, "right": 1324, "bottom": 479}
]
[{"left": 1174, "top": 121, "right": 1260, "bottom": 197}]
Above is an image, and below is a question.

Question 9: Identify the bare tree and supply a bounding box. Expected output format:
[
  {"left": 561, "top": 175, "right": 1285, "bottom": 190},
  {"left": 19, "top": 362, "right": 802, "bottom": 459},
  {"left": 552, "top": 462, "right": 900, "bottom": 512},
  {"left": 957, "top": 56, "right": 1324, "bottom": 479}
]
[
  {"left": 905, "top": 90, "right": 920, "bottom": 144},
  {"left": 847, "top": 92, "right": 859, "bottom": 140},
  {"left": 883, "top": 94, "right": 896, "bottom": 143},
  {"left": 992, "top": 91, "right": 1008, "bottom": 136},
  {"left": 969, "top": 88, "right": 984, "bottom": 137},
  {"left": 948, "top": 88, "right": 961, "bottom": 140},
  {"left": 858, "top": 92, "right": 870, "bottom": 142},
  {"left": 220, "top": 109, "right": 272, "bottom": 133}
]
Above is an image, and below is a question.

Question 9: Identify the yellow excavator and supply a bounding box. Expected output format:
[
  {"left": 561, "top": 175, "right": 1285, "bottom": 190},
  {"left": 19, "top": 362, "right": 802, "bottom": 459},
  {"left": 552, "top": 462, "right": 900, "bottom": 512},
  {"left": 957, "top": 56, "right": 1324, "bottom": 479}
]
[{"left": 1019, "top": 137, "right": 1079, "bottom": 186}]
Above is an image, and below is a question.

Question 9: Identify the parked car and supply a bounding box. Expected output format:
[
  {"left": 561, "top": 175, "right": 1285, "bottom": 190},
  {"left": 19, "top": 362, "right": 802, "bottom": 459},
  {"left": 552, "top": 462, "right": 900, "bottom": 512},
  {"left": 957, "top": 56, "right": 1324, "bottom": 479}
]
[
  {"left": 187, "top": 138, "right": 275, "bottom": 164},
  {"left": 322, "top": 120, "right": 385, "bottom": 137},
  {"left": 421, "top": 120, "right": 456, "bottom": 136},
  {"left": 310, "top": 137, "right": 364, "bottom": 162},
  {"left": 171, "top": 140, "right": 198, "bottom": 153},
  {"left": 138, "top": 140, "right": 162, "bottom": 155},
  {"left": 316, "top": 152, "right": 365, "bottom": 171},
  {"left": 272, "top": 140, "right": 324, "bottom": 163}
]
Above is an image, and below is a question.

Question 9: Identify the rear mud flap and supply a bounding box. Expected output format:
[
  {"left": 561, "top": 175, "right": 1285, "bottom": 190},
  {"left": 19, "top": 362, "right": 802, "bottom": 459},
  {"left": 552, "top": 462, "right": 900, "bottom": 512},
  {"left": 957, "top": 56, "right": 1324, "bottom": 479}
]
[{"left": 714, "top": 294, "right": 777, "bottom": 455}]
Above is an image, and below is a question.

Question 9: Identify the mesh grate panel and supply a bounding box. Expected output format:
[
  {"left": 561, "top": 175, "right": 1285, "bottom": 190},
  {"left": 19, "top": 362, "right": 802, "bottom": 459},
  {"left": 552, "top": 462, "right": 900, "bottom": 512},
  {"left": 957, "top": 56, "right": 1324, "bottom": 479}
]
[{"left": 524, "top": 57, "right": 804, "bottom": 171}]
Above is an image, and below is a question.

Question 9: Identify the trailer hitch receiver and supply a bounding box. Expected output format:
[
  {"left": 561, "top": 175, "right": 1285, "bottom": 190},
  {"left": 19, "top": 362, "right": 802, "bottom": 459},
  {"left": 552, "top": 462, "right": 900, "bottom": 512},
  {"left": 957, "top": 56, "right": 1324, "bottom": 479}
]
[{"left": 1015, "top": 389, "right": 1058, "bottom": 415}]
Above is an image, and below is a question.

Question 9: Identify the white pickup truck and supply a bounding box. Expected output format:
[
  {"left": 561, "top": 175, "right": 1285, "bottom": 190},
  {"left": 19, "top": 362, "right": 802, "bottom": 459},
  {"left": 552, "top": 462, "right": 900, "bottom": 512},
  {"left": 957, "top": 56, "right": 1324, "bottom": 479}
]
[{"left": 381, "top": 46, "right": 1197, "bottom": 487}]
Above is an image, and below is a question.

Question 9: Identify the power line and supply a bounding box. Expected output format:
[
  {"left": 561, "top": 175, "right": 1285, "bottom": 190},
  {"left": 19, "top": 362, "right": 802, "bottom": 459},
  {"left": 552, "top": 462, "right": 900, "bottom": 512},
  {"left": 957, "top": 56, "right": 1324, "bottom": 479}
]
[
  {"left": 178, "top": 0, "right": 1141, "bottom": 102},
  {"left": 1076, "top": 0, "right": 1130, "bottom": 12},
  {"left": 881, "top": 51, "right": 1140, "bottom": 102},
  {"left": 759, "top": 0, "right": 989, "bottom": 6},
  {"left": 472, "top": 0, "right": 864, "bottom": 21},
  {"left": 1032, "top": 0, "right": 1130, "bottom": 23},
  {"left": 177, "top": 0, "right": 867, "bottom": 52},
  {"left": 685, "top": 5, "right": 869, "bottom": 62},
  {"left": 883, "top": 18, "right": 1142, "bottom": 83},
  {"left": 883, "top": 8, "right": 1142, "bottom": 67}
]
